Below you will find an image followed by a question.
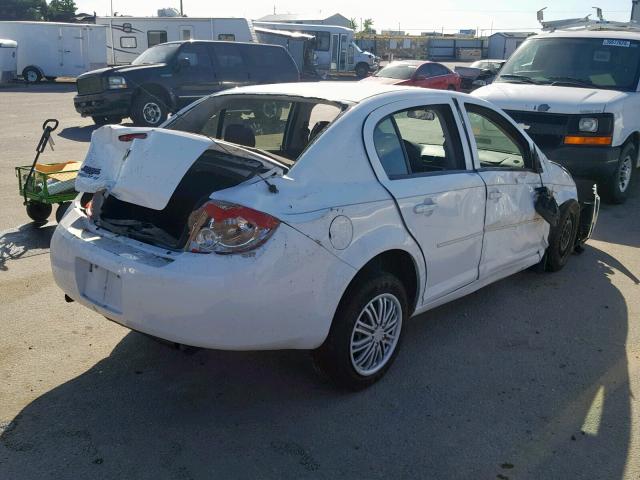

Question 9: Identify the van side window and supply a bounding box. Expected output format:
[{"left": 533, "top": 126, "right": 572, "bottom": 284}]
[
  {"left": 147, "top": 30, "right": 167, "bottom": 48},
  {"left": 242, "top": 46, "right": 286, "bottom": 68},
  {"left": 304, "top": 31, "right": 330, "bottom": 51}
]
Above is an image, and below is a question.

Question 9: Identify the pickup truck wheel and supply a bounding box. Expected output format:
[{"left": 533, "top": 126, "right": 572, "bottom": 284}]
[
  {"left": 26, "top": 201, "right": 52, "bottom": 224},
  {"left": 355, "top": 63, "right": 369, "bottom": 79},
  {"left": 602, "top": 142, "right": 635, "bottom": 204},
  {"left": 313, "top": 272, "right": 407, "bottom": 390},
  {"left": 543, "top": 200, "right": 580, "bottom": 272},
  {"left": 22, "top": 67, "right": 42, "bottom": 83},
  {"left": 131, "top": 93, "right": 168, "bottom": 127}
]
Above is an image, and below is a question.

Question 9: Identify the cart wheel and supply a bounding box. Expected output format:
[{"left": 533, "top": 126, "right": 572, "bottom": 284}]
[
  {"left": 26, "top": 201, "right": 52, "bottom": 224},
  {"left": 56, "top": 202, "right": 71, "bottom": 223}
]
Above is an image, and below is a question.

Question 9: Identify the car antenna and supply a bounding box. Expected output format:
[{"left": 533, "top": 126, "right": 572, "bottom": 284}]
[{"left": 256, "top": 171, "right": 279, "bottom": 194}]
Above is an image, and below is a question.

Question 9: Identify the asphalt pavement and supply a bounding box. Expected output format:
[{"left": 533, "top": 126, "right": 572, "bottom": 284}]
[{"left": 0, "top": 83, "right": 639, "bottom": 479}]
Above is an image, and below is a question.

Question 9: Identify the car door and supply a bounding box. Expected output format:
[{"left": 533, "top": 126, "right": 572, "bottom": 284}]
[
  {"left": 172, "top": 43, "right": 218, "bottom": 109},
  {"left": 208, "top": 42, "right": 251, "bottom": 88},
  {"left": 460, "top": 101, "right": 548, "bottom": 278},
  {"left": 363, "top": 98, "right": 486, "bottom": 303}
]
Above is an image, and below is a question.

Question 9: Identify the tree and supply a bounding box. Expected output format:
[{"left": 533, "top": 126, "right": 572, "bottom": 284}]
[
  {"left": 348, "top": 17, "right": 357, "bottom": 30},
  {"left": 362, "top": 18, "right": 374, "bottom": 34},
  {"left": 0, "top": 0, "right": 48, "bottom": 20},
  {"left": 46, "top": 0, "right": 77, "bottom": 22}
]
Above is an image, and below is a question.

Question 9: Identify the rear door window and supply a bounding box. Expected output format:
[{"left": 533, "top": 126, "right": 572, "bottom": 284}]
[
  {"left": 208, "top": 43, "right": 248, "bottom": 81},
  {"left": 176, "top": 43, "right": 213, "bottom": 78},
  {"left": 240, "top": 45, "right": 297, "bottom": 81}
]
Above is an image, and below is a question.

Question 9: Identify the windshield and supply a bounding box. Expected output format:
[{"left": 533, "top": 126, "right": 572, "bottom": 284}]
[
  {"left": 132, "top": 43, "right": 180, "bottom": 65},
  {"left": 471, "top": 60, "right": 503, "bottom": 72},
  {"left": 352, "top": 42, "right": 363, "bottom": 53},
  {"left": 498, "top": 37, "right": 640, "bottom": 91},
  {"left": 375, "top": 63, "right": 417, "bottom": 80},
  {"left": 166, "top": 95, "right": 346, "bottom": 163}
]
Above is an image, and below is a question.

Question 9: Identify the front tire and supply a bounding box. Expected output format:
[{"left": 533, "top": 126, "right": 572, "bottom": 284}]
[
  {"left": 602, "top": 142, "right": 635, "bottom": 204},
  {"left": 26, "top": 201, "right": 52, "bottom": 223},
  {"left": 313, "top": 272, "right": 407, "bottom": 390},
  {"left": 131, "top": 92, "right": 169, "bottom": 127},
  {"left": 543, "top": 200, "right": 580, "bottom": 272},
  {"left": 355, "top": 63, "right": 370, "bottom": 79}
]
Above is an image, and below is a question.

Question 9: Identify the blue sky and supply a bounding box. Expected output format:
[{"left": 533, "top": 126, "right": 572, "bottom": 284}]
[{"left": 75, "top": 0, "right": 634, "bottom": 33}]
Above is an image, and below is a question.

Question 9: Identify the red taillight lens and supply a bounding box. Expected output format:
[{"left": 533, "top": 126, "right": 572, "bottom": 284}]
[
  {"left": 118, "top": 133, "right": 148, "bottom": 142},
  {"left": 187, "top": 201, "right": 280, "bottom": 254}
]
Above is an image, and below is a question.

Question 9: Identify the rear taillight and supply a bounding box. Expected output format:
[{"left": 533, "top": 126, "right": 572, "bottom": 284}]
[
  {"left": 118, "top": 133, "right": 148, "bottom": 142},
  {"left": 187, "top": 200, "right": 280, "bottom": 254}
]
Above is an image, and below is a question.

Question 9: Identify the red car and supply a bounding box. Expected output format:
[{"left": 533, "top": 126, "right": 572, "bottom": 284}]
[{"left": 362, "top": 60, "right": 461, "bottom": 91}]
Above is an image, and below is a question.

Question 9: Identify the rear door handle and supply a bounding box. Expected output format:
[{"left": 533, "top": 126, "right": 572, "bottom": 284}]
[{"left": 488, "top": 190, "right": 503, "bottom": 201}]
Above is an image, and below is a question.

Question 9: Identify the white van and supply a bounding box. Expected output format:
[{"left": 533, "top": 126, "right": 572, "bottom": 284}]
[
  {"left": 474, "top": 28, "right": 640, "bottom": 203},
  {"left": 253, "top": 22, "right": 378, "bottom": 77},
  {"left": 96, "top": 17, "right": 256, "bottom": 65},
  {"left": 0, "top": 21, "right": 108, "bottom": 82}
]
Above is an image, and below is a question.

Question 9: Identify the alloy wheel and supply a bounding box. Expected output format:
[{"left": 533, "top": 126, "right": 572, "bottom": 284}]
[
  {"left": 142, "top": 102, "right": 162, "bottom": 125},
  {"left": 350, "top": 293, "right": 402, "bottom": 376},
  {"left": 618, "top": 155, "right": 633, "bottom": 193}
]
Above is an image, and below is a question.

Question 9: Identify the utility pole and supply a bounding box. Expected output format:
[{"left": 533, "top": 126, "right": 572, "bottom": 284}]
[
  {"left": 109, "top": 0, "right": 115, "bottom": 64},
  {"left": 180, "top": 0, "right": 184, "bottom": 16}
]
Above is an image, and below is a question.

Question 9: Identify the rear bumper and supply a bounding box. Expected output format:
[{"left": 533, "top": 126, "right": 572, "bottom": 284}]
[
  {"left": 74, "top": 90, "right": 133, "bottom": 118},
  {"left": 577, "top": 184, "right": 600, "bottom": 245},
  {"left": 50, "top": 206, "right": 354, "bottom": 350},
  {"left": 541, "top": 144, "right": 620, "bottom": 180}
]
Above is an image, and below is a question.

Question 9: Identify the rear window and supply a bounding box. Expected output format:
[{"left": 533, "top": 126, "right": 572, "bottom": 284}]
[{"left": 166, "top": 95, "right": 346, "bottom": 163}]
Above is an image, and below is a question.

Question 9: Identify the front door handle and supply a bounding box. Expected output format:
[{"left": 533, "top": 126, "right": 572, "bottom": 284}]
[
  {"left": 414, "top": 198, "right": 437, "bottom": 216},
  {"left": 488, "top": 190, "right": 503, "bottom": 201}
]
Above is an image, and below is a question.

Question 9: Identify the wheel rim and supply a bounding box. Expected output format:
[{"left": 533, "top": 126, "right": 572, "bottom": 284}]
[
  {"left": 142, "top": 102, "right": 162, "bottom": 124},
  {"left": 559, "top": 215, "right": 574, "bottom": 255},
  {"left": 350, "top": 293, "right": 402, "bottom": 376},
  {"left": 618, "top": 155, "right": 633, "bottom": 192},
  {"left": 26, "top": 70, "right": 38, "bottom": 82}
]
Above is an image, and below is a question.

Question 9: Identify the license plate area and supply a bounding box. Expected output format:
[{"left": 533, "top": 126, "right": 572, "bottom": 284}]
[{"left": 75, "top": 258, "right": 123, "bottom": 314}]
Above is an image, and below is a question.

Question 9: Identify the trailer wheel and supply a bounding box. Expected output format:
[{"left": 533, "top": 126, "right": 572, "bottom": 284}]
[
  {"left": 26, "top": 201, "right": 52, "bottom": 224},
  {"left": 23, "top": 67, "right": 42, "bottom": 83}
]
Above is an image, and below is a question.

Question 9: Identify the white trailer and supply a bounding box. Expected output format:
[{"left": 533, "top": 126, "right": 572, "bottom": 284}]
[
  {"left": 0, "top": 21, "right": 107, "bottom": 82},
  {"left": 96, "top": 17, "right": 257, "bottom": 64}
]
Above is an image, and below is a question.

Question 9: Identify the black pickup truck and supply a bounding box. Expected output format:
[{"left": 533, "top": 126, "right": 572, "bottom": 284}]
[{"left": 74, "top": 40, "right": 300, "bottom": 126}]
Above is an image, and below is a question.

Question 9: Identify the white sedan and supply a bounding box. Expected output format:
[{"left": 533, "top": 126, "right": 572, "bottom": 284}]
[{"left": 51, "top": 82, "right": 598, "bottom": 389}]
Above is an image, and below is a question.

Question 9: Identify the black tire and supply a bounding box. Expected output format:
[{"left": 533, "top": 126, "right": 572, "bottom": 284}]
[
  {"left": 131, "top": 92, "right": 169, "bottom": 127},
  {"left": 45, "top": 76, "right": 57, "bottom": 82},
  {"left": 22, "top": 67, "right": 42, "bottom": 83},
  {"left": 313, "top": 272, "right": 408, "bottom": 390},
  {"left": 602, "top": 142, "right": 635, "bottom": 204},
  {"left": 55, "top": 202, "right": 71, "bottom": 223},
  {"left": 543, "top": 200, "right": 580, "bottom": 272},
  {"left": 26, "top": 201, "right": 52, "bottom": 223},
  {"left": 92, "top": 116, "right": 123, "bottom": 126},
  {"left": 355, "top": 63, "right": 369, "bottom": 79}
]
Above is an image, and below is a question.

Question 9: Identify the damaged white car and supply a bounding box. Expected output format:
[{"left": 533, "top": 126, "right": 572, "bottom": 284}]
[{"left": 51, "top": 83, "right": 598, "bottom": 389}]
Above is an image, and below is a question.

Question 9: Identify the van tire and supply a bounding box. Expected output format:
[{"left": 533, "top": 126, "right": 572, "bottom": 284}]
[
  {"left": 355, "top": 63, "right": 370, "bottom": 79},
  {"left": 22, "top": 67, "right": 42, "bottom": 83},
  {"left": 602, "top": 142, "right": 635, "bottom": 204},
  {"left": 313, "top": 272, "right": 407, "bottom": 390},
  {"left": 131, "top": 92, "right": 169, "bottom": 127}
]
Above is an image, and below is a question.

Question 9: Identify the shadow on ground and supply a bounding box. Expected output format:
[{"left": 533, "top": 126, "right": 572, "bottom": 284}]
[
  {"left": 0, "top": 243, "right": 632, "bottom": 479},
  {"left": 0, "top": 224, "right": 55, "bottom": 271},
  {"left": 58, "top": 125, "right": 99, "bottom": 143},
  {"left": 0, "top": 83, "right": 76, "bottom": 94}
]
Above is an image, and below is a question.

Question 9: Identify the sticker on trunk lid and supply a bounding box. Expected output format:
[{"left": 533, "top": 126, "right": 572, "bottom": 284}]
[{"left": 603, "top": 39, "right": 630, "bottom": 47}]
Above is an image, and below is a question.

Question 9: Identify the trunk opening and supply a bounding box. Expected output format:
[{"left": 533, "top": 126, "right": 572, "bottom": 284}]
[{"left": 96, "top": 149, "right": 268, "bottom": 250}]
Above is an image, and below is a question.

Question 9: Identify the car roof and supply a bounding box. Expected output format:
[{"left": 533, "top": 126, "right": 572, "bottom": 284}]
[
  {"left": 216, "top": 81, "right": 451, "bottom": 103},
  {"left": 387, "top": 60, "right": 435, "bottom": 66},
  {"left": 532, "top": 30, "right": 640, "bottom": 41}
]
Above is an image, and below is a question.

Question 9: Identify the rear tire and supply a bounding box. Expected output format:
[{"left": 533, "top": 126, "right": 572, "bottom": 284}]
[
  {"left": 131, "top": 92, "right": 169, "bottom": 127},
  {"left": 26, "top": 201, "right": 52, "bottom": 224},
  {"left": 22, "top": 67, "right": 42, "bottom": 83},
  {"left": 313, "top": 272, "right": 407, "bottom": 390},
  {"left": 542, "top": 200, "right": 580, "bottom": 272},
  {"left": 602, "top": 142, "right": 635, "bottom": 204}
]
